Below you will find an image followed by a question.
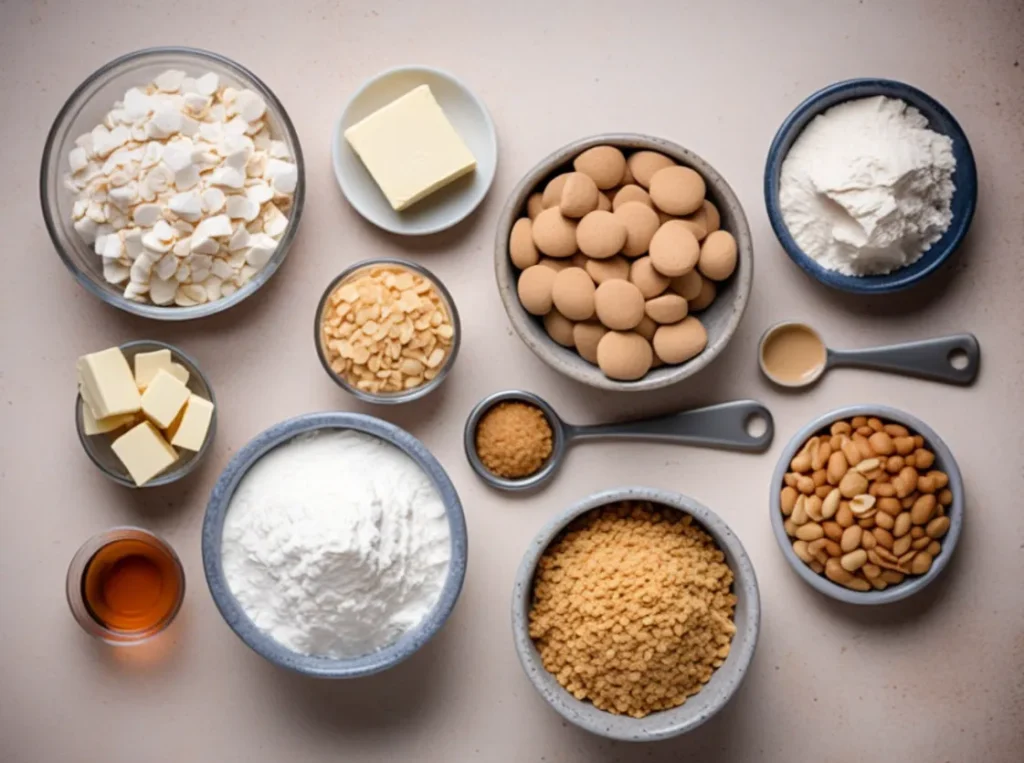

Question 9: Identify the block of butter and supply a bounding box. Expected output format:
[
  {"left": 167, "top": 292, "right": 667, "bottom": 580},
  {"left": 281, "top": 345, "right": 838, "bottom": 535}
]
[
  {"left": 82, "top": 407, "right": 137, "bottom": 436},
  {"left": 134, "top": 348, "right": 190, "bottom": 389},
  {"left": 344, "top": 84, "right": 476, "bottom": 211},
  {"left": 169, "top": 394, "right": 215, "bottom": 451},
  {"left": 111, "top": 421, "right": 179, "bottom": 487},
  {"left": 141, "top": 369, "right": 191, "bottom": 430},
  {"left": 77, "top": 347, "right": 142, "bottom": 419}
]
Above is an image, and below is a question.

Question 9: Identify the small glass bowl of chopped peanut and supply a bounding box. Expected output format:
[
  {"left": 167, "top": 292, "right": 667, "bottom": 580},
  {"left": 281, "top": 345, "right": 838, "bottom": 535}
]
[{"left": 315, "top": 258, "right": 461, "bottom": 404}]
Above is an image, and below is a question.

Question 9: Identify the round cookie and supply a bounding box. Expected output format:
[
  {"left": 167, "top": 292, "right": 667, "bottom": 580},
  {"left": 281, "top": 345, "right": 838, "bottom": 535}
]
[
  {"left": 560, "top": 172, "right": 600, "bottom": 218},
  {"left": 543, "top": 310, "right": 576, "bottom": 347},
  {"left": 645, "top": 293, "right": 688, "bottom": 324},
  {"left": 653, "top": 317, "right": 707, "bottom": 364},
  {"left": 537, "top": 257, "right": 572, "bottom": 272},
  {"left": 573, "top": 145, "right": 627, "bottom": 190},
  {"left": 635, "top": 314, "right": 657, "bottom": 341},
  {"left": 704, "top": 199, "right": 721, "bottom": 233},
  {"left": 626, "top": 150, "right": 675, "bottom": 188},
  {"left": 551, "top": 267, "right": 596, "bottom": 321},
  {"left": 649, "top": 220, "right": 700, "bottom": 277},
  {"left": 614, "top": 201, "right": 661, "bottom": 257},
  {"left": 629, "top": 256, "right": 670, "bottom": 298},
  {"left": 509, "top": 217, "right": 540, "bottom": 269},
  {"left": 678, "top": 204, "right": 709, "bottom": 241},
  {"left": 532, "top": 207, "right": 578, "bottom": 258},
  {"left": 584, "top": 255, "right": 630, "bottom": 285},
  {"left": 597, "top": 331, "right": 653, "bottom": 381},
  {"left": 688, "top": 277, "right": 717, "bottom": 312},
  {"left": 699, "top": 230, "right": 738, "bottom": 281},
  {"left": 669, "top": 269, "right": 703, "bottom": 301},
  {"left": 517, "top": 265, "right": 557, "bottom": 316},
  {"left": 611, "top": 184, "right": 654, "bottom": 211},
  {"left": 594, "top": 279, "right": 645, "bottom": 330},
  {"left": 573, "top": 321, "right": 607, "bottom": 364},
  {"left": 576, "top": 210, "right": 627, "bottom": 259},
  {"left": 541, "top": 173, "right": 571, "bottom": 208},
  {"left": 649, "top": 166, "right": 705, "bottom": 216},
  {"left": 527, "top": 192, "right": 545, "bottom": 220}
]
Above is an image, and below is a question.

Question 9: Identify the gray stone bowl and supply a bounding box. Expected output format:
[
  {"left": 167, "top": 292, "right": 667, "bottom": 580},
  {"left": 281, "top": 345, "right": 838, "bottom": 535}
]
[
  {"left": 511, "top": 486, "right": 760, "bottom": 741},
  {"left": 201, "top": 412, "right": 468, "bottom": 677},
  {"left": 769, "top": 405, "right": 964, "bottom": 605},
  {"left": 495, "top": 133, "right": 753, "bottom": 392}
]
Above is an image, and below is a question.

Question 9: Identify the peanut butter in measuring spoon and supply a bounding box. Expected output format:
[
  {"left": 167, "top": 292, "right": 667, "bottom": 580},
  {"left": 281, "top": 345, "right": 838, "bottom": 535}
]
[{"left": 759, "top": 322, "right": 827, "bottom": 386}]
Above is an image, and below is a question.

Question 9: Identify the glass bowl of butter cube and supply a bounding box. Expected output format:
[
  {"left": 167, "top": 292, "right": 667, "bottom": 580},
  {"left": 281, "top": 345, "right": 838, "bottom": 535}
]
[
  {"left": 40, "top": 46, "right": 304, "bottom": 320},
  {"left": 75, "top": 340, "right": 217, "bottom": 488}
]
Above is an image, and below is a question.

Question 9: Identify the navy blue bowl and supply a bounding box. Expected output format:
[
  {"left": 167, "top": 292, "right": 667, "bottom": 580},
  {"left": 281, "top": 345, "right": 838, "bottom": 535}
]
[
  {"left": 764, "top": 78, "right": 977, "bottom": 293},
  {"left": 202, "top": 412, "right": 468, "bottom": 678}
]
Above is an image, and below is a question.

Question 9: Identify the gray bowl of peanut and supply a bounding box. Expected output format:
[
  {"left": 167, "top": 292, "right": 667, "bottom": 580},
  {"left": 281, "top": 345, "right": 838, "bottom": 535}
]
[{"left": 770, "top": 405, "right": 963, "bottom": 605}]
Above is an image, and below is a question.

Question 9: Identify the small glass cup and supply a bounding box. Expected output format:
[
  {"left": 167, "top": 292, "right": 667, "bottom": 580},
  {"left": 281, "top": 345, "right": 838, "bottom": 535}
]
[
  {"left": 66, "top": 527, "right": 185, "bottom": 646},
  {"left": 314, "top": 257, "right": 461, "bottom": 404}
]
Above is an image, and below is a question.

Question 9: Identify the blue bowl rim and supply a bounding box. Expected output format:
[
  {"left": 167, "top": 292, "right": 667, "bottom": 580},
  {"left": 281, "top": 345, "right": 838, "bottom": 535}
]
[
  {"left": 201, "top": 411, "right": 468, "bottom": 677},
  {"left": 764, "top": 77, "right": 977, "bottom": 294},
  {"left": 768, "top": 404, "right": 964, "bottom": 605}
]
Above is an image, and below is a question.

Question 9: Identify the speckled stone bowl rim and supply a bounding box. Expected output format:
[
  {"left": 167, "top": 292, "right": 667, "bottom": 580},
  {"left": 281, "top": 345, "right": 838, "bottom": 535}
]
[
  {"left": 769, "top": 405, "right": 964, "bottom": 604},
  {"left": 511, "top": 486, "right": 761, "bottom": 741},
  {"left": 763, "top": 78, "right": 978, "bottom": 294},
  {"left": 495, "top": 133, "right": 753, "bottom": 392},
  {"left": 201, "top": 412, "right": 468, "bottom": 677},
  {"left": 75, "top": 339, "right": 217, "bottom": 488}
]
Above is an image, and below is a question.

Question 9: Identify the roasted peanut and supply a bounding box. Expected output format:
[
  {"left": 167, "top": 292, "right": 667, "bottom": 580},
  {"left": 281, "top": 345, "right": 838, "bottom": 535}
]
[
  {"left": 843, "top": 577, "right": 871, "bottom": 592},
  {"left": 780, "top": 486, "right": 798, "bottom": 515},
  {"left": 851, "top": 416, "right": 868, "bottom": 428},
  {"left": 926, "top": 515, "right": 951, "bottom": 539},
  {"left": 894, "top": 466, "right": 918, "bottom": 498},
  {"left": 840, "top": 525, "right": 863, "bottom": 553},
  {"left": 910, "top": 526, "right": 925, "bottom": 539},
  {"left": 868, "top": 576, "right": 888, "bottom": 591},
  {"left": 852, "top": 433, "right": 874, "bottom": 460},
  {"left": 811, "top": 441, "right": 831, "bottom": 471},
  {"left": 927, "top": 470, "right": 949, "bottom": 489},
  {"left": 809, "top": 560, "right": 824, "bottom": 574},
  {"left": 825, "top": 557, "right": 853, "bottom": 584},
  {"left": 910, "top": 494, "right": 937, "bottom": 525},
  {"left": 841, "top": 440, "right": 862, "bottom": 468},
  {"left": 874, "top": 482, "right": 896, "bottom": 498},
  {"left": 791, "top": 495, "right": 809, "bottom": 525},
  {"left": 822, "top": 521, "right": 843, "bottom": 542},
  {"left": 886, "top": 455, "right": 905, "bottom": 474},
  {"left": 823, "top": 539, "right": 843, "bottom": 558},
  {"left": 836, "top": 503, "right": 854, "bottom": 528},
  {"left": 784, "top": 519, "right": 797, "bottom": 537},
  {"left": 784, "top": 472, "right": 798, "bottom": 488},
  {"left": 912, "top": 536, "right": 932, "bottom": 551},
  {"left": 841, "top": 549, "right": 868, "bottom": 572},
  {"left": 858, "top": 516, "right": 876, "bottom": 529},
  {"left": 849, "top": 494, "right": 876, "bottom": 516},
  {"left": 913, "top": 435, "right": 924, "bottom": 448},
  {"left": 805, "top": 495, "right": 824, "bottom": 522},
  {"left": 860, "top": 530, "right": 877, "bottom": 550},
  {"left": 892, "top": 534, "right": 912, "bottom": 557},
  {"left": 792, "top": 540, "right": 813, "bottom": 563},
  {"left": 827, "top": 451, "right": 849, "bottom": 484},
  {"left": 868, "top": 431, "right": 894, "bottom": 455},
  {"left": 893, "top": 436, "right": 915, "bottom": 456},
  {"left": 883, "top": 424, "right": 909, "bottom": 437},
  {"left": 873, "top": 527, "right": 895, "bottom": 550},
  {"left": 913, "top": 449, "right": 935, "bottom": 470},
  {"left": 831, "top": 421, "right": 852, "bottom": 436},
  {"left": 815, "top": 485, "right": 834, "bottom": 499},
  {"left": 796, "top": 475, "right": 815, "bottom": 495},
  {"left": 916, "top": 474, "right": 937, "bottom": 493},
  {"left": 821, "top": 489, "right": 840, "bottom": 519},
  {"left": 880, "top": 570, "right": 904, "bottom": 585},
  {"left": 910, "top": 551, "right": 933, "bottom": 575},
  {"left": 795, "top": 523, "right": 824, "bottom": 542},
  {"left": 893, "top": 512, "right": 912, "bottom": 538},
  {"left": 839, "top": 471, "right": 869, "bottom": 499},
  {"left": 938, "top": 488, "right": 953, "bottom": 506},
  {"left": 861, "top": 563, "right": 882, "bottom": 579},
  {"left": 874, "top": 510, "right": 895, "bottom": 531},
  {"left": 927, "top": 540, "right": 941, "bottom": 557},
  {"left": 812, "top": 469, "right": 827, "bottom": 488},
  {"left": 877, "top": 497, "right": 902, "bottom": 516}
]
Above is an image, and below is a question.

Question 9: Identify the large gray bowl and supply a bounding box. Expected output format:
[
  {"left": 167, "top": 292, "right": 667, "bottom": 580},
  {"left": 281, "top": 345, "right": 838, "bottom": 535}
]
[
  {"left": 512, "top": 486, "right": 760, "bottom": 741},
  {"left": 202, "top": 412, "right": 468, "bottom": 677},
  {"left": 769, "top": 405, "right": 964, "bottom": 605},
  {"left": 495, "top": 133, "right": 753, "bottom": 392}
]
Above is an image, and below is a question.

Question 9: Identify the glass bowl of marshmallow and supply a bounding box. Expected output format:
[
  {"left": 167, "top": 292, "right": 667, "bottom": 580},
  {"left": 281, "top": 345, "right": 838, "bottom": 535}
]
[{"left": 40, "top": 46, "right": 305, "bottom": 319}]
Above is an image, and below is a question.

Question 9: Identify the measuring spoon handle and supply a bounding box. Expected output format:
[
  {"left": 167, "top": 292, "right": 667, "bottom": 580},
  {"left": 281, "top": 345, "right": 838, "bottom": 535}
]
[
  {"left": 828, "top": 333, "right": 980, "bottom": 386},
  {"left": 570, "top": 400, "right": 774, "bottom": 453}
]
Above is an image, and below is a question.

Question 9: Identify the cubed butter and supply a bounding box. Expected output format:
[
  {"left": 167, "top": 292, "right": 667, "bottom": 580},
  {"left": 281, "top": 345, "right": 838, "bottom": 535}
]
[
  {"left": 344, "top": 84, "right": 476, "bottom": 211},
  {"left": 82, "top": 407, "right": 137, "bottom": 436},
  {"left": 134, "top": 348, "right": 174, "bottom": 389},
  {"left": 169, "top": 362, "right": 190, "bottom": 385},
  {"left": 169, "top": 394, "right": 215, "bottom": 451},
  {"left": 77, "top": 347, "right": 142, "bottom": 419},
  {"left": 110, "top": 421, "right": 179, "bottom": 486},
  {"left": 140, "top": 369, "right": 190, "bottom": 429}
]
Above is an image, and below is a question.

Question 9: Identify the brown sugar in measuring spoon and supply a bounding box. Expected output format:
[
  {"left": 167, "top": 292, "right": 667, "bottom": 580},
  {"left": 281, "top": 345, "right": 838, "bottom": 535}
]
[{"left": 758, "top": 321, "right": 980, "bottom": 388}]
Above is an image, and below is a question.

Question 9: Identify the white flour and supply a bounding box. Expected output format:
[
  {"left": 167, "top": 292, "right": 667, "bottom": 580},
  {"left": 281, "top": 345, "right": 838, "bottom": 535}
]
[
  {"left": 779, "top": 96, "right": 956, "bottom": 276},
  {"left": 222, "top": 430, "right": 451, "bottom": 658}
]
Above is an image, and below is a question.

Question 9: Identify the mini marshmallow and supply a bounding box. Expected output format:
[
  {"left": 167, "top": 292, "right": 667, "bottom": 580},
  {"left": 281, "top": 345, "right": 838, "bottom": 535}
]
[
  {"left": 172, "top": 237, "right": 192, "bottom": 257},
  {"left": 108, "top": 183, "right": 139, "bottom": 209},
  {"left": 102, "top": 234, "right": 124, "bottom": 260},
  {"left": 133, "top": 204, "right": 163, "bottom": 227},
  {"left": 69, "top": 147, "right": 88, "bottom": 173},
  {"left": 142, "top": 223, "right": 175, "bottom": 254},
  {"left": 141, "top": 141, "right": 164, "bottom": 168},
  {"left": 130, "top": 253, "right": 156, "bottom": 283},
  {"left": 103, "top": 258, "right": 130, "bottom": 285},
  {"left": 154, "top": 253, "right": 179, "bottom": 281},
  {"left": 175, "top": 164, "right": 201, "bottom": 190},
  {"left": 162, "top": 140, "right": 194, "bottom": 171},
  {"left": 169, "top": 191, "right": 203, "bottom": 221},
  {"left": 193, "top": 214, "right": 233, "bottom": 240},
  {"left": 201, "top": 187, "right": 227, "bottom": 214},
  {"left": 268, "top": 140, "right": 290, "bottom": 159},
  {"left": 154, "top": 70, "right": 186, "bottom": 92},
  {"left": 147, "top": 108, "right": 182, "bottom": 139},
  {"left": 123, "top": 88, "right": 151, "bottom": 119},
  {"left": 234, "top": 90, "right": 267, "bottom": 122},
  {"left": 224, "top": 116, "right": 249, "bottom": 137},
  {"left": 124, "top": 229, "right": 144, "bottom": 259},
  {"left": 262, "top": 203, "right": 288, "bottom": 237},
  {"left": 195, "top": 72, "right": 219, "bottom": 97},
  {"left": 149, "top": 276, "right": 177, "bottom": 305},
  {"left": 211, "top": 259, "right": 234, "bottom": 280},
  {"left": 183, "top": 93, "right": 210, "bottom": 114},
  {"left": 245, "top": 182, "right": 274, "bottom": 206},
  {"left": 175, "top": 263, "right": 191, "bottom": 282},
  {"left": 203, "top": 276, "right": 223, "bottom": 302},
  {"left": 210, "top": 166, "right": 245, "bottom": 189},
  {"left": 266, "top": 159, "right": 298, "bottom": 194},
  {"left": 73, "top": 199, "right": 88, "bottom": 219},
  {"left": 244, "top": 233, "right": 278, "bottom": 269},
  {"left": 228, "top": 225, "right": 251, "bottom": 251},
  {"left": 180, "top": 115, "right": 200, "bottom": 138},
  {"left": 226, "top": 195, "right": 260, "bottom": 222}
]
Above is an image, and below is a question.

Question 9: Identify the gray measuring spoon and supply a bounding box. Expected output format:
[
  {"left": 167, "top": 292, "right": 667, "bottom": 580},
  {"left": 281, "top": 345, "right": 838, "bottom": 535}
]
[
  {"left": 758, "top": 321, "right": 980, "bottom": 388},
  {"left": 464, "top": 390, "right": 774, "bottom": 492}
]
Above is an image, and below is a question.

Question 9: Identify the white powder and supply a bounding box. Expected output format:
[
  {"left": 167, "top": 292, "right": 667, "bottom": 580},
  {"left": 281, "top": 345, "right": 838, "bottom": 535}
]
[
  {"left": 221, "top": 430, "right": 451, "bottom": 658},
  {"left": 779, "top": 96, "right": 956, "bottom": 276}
]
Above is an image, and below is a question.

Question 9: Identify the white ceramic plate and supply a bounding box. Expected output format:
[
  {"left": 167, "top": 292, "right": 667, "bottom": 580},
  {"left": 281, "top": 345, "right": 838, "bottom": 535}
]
[{"left": 332, "top": 65, "right": 498, "bottom": 236}]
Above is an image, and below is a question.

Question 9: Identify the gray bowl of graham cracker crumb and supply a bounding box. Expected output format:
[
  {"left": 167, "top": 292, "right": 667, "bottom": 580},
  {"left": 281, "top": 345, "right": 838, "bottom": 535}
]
[{"left": 511, "top": 486, "right": 760, "bottom": 741}]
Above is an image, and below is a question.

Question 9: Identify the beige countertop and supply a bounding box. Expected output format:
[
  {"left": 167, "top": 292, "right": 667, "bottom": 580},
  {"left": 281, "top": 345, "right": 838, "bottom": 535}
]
[{"left": 2, "top": 1, "right": 1023, "bottom": 760}]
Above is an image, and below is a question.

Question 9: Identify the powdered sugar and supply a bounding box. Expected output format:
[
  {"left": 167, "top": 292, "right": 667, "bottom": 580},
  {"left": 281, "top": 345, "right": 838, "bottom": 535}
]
[
  {"left": 221, "top": 430, "right": 451, "bottom": 658},
  {"left": 779, "top": 96, "right": 956, "bottom": 276}
]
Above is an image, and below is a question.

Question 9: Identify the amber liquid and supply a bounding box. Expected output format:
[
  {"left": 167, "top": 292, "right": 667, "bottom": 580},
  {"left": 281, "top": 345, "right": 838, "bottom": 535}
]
[{"left": 82, "top": 538, "right": 181, "bottom": 633}]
